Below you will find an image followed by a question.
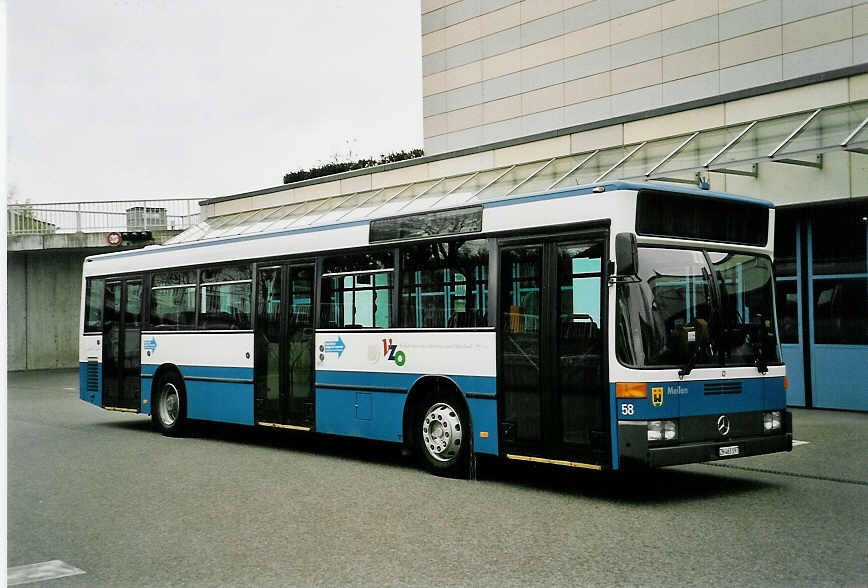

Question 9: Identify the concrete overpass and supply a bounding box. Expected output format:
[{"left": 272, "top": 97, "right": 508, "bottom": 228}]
[{"left": 7, "top": 199, "right": 200, "bottom": 370}]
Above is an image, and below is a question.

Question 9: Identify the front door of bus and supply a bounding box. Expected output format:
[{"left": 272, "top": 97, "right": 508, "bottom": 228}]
[
  {"left": 254, "top": 263, "right": 315, "bottom": 428},
  {"left": 498, "top": 238, "right": 607, "bottom": 465},
  {"left": 102, "top": 277, "right": 143, "bottom": 411}
]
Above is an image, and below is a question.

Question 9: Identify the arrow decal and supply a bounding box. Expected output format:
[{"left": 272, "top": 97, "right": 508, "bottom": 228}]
[{"left": 323, "top": 336, "right": 346, "bottom": 358}]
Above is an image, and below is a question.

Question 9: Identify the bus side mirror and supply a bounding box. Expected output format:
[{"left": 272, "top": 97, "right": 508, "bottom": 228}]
[{"left": 615, "top": 233, "right": 639, "bottom": 277}]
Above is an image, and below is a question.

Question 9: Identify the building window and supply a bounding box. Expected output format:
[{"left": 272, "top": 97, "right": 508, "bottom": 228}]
[
  {"left": 813, "top": 278, "right": 868, "bottom": 345},
  {"left": 399, "top": 239, "right": 488, "bottom": 328},
  {"left": 776, "top": 280, "right": 799, "bottom": 344}
]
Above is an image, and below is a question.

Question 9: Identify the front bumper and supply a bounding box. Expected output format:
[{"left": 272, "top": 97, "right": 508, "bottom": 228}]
[{"left": 618, "top": 411, "right": 793, "bottom": 469}]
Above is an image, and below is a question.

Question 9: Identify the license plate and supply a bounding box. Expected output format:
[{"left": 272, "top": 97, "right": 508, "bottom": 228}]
[{"left": 719, "top": 445, "right": 740, "bottom": 457}]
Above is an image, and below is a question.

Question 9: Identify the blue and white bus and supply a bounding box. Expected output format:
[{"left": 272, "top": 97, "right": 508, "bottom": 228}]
[{"left": 79, "top": 181, "right": 792, "bottom": 476}]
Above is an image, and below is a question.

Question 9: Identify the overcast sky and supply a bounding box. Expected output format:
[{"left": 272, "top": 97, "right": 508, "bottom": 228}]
[{"left": 7, "top": 0, "right": 423, "bottom": 203}]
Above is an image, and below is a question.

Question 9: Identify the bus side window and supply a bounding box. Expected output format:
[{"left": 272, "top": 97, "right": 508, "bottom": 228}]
[
  {"left": 320, "top": 250, "right": 394, "bottom": 329},
  {"left": 398, "top": 238, "right": 488, "bottom": 329},
  {"left": 84, "top": 278, "right": 105, "bottom": 332}
]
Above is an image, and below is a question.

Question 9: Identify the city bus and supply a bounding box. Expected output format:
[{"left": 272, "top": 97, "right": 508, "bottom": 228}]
[{"left": 79, "top": 181, "right": 792, "bottom": 476}]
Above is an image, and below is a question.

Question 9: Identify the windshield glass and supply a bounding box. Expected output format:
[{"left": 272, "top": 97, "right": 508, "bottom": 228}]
[{"left": 616, "top": 247, "right": 781, "bottom": 369}]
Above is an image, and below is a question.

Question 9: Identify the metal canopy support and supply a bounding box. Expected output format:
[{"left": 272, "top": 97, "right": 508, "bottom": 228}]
[
  {"left": 705, "top": 121, "right": 757, "bottom": 168},
  {"left": 769, "top": 109, "right": 822, "bottom": 157},
  {"left": 332, "top": 188, "right": 385, "bottom": 222},
  {"left": 647, "top": 173, "right": 703, "bottom": 187},
  {"left": 305, "top": 191, "right": 358, "bottom": 226},
  {"left": 595, "top": 142, "right": 646, "bottom": 183},
  {"left": 548, "top": 150, "right": 598, "bottom": 190},
  {"left": 504, "top": 158, "right": 556, "bottom": 197},
  {"left": 842, "top": 115, "right": 868, "bottom": 154},
  {"left": 396, "top": 177, "right": 446, "bottom": 213},
  {"left": 709, "top": 163, "right": 759, "bottom": 177},
  {"left": 645, "top": 132, "right": 699, "bottom": 177},
  {"left": 771, "top": 154, "right": 823, "bottom": 168},
  {"left": 467, "top": 165, "right": 516, "bottom": 202},
  {"left": 428, "top": 171, "right": 479, "bottom": 209},
  {"left": 365, "top": 183, "right": 416, "bottom": 218}
]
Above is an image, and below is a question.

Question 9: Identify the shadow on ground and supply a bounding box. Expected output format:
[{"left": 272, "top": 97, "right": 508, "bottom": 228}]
[{"left": 97, "top": 416, "right": 773, "bottom": 504}]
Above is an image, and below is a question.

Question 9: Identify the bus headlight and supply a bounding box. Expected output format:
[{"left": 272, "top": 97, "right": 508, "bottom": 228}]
[
  {"left": 648, "top": 420, "right": 677, "bottom": 441},
  {"left": 763, "top": 411, "right": 782, "bottom": 432}
]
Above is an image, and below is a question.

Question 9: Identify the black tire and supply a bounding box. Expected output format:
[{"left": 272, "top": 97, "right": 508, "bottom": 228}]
[
  {"left": 151, "top": 371, "right": 187, "bottom": 437},
  {"left": 415, "top": 391, "right": 470, "bottom": 478}
]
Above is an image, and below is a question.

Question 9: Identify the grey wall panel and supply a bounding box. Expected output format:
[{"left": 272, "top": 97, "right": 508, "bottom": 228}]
[
  {"left": 7, "top": 253, "right": 27, "bottom": 371},
  {"left": 480, "top": 0, "right": 521, "bottom": 15},
  {"left": 422, "top": 7, "right": 447, "bottom": 35},
  {"left": 782, "top": 39, "right": 853, "bottom": 79},
  {"left": 447, "top": 124, "right": 485, "bottom": 151},
  {"left": 563, "top": 95, "right": 613, "bottom": 126},
  {"left": 719, "top": 55, "right": 782, "bottom": 93},
  {"left": 483, "top": 116, "right": 525, "bottom": 144},
  {"left": 612, "top": 85, "right": 662, "bottom": 117},
  {"left": 782, "top": 0, "right": 852, "bottom": 24},
  {"left": 611, "top": 33, "right": 661, "bottom": 69},
  {"left": 424, "top": 92, "right": 447, "bottom": 117},
  {"left": 523, "top": 107, "right": 565, "bottom": 135},
  {"left": 482, "top": 26, "right": 522, "bottom": 58},
  {"left": 521, "top": 12, "right": 564, "bottom": 47},
  {"left": 445, "top": 82, "right": 484, "bottom": 111},
  {"left": 662, "top": 70, "right": 720, "bottom": 106},
  {"left": 425, "top": 132, "right": 450, "bottom": 155},
  {"left": 423, "top": 51, "right": 447, "bottom": 77},
  {"left": 719, "top": 0, "right": 782, "bottom": 42},
  {"left": 661, "top": 15, "right": 718, "bottom": 56},
  {"left": 610, "top": 0, "right": 668, "bottom": 19},
  {"left": 445, "top": 0, "right": 481, "bottom": 28},
  {"left": 521, "top": 60, "right": 565, "bottom": 93},
  {"left": 483, "top": 71, "right": 522, "bottom": 101},
  {"left": 446, "top": 39, "right": 484, "bottom": 69},
  {"left": 564, "top": 47, "right": 611, "bottom": 80},
  {"left": 854, "top": 34, "right": 868, "bottom": 65},
  {"left": 563, "top": 0, "right": 612, "bottom": 33}
]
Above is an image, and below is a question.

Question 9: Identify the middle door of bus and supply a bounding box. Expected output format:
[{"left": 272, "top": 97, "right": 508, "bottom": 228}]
[
  {"left": 254, "top": 263, "right": 315, "bottom": 428},
  {"left": 498, "top": 235, "right": 608, "bottom": 465}
]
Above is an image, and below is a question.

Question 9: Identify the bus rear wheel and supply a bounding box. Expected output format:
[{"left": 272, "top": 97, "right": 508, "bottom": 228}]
[
  {"left": 417, "top": 396, "right": 468, "bottom": 477},
  {"left": 152, "top": 372, "right": 187, "bottom": 437}
]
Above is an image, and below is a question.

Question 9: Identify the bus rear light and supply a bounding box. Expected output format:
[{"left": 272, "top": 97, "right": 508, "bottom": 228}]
[
  {"left": 783, "top": 376, "right": 789, "bottom": 390},
  {"left": 616, "top": 382, "right": 647, "bottom": 398}
]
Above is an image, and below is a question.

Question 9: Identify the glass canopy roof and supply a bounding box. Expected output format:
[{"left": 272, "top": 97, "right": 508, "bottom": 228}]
[{"left": 167, "top": 100, "right": 868, "bottom": 245}]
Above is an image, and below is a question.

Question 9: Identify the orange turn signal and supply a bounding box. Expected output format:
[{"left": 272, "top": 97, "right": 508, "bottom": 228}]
[
  {"left": 616, "top": 382, "right": 648, "bottom": 398},
  {"left": 783, "top": 376, "right": 789, "bottom": 390}
]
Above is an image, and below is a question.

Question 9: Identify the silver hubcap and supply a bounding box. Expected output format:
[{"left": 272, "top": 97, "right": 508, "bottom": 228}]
[
  {"left": 159, "top": 383, "right": 180, "bottom": 427},
  {"left": 421, "top": 402, "right": 463, "bottom": 463}
]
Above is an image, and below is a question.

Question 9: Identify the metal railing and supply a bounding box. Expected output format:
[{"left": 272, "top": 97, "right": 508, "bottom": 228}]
[{"left": 7, "top": 198, "right": 201, "bottom": 235}]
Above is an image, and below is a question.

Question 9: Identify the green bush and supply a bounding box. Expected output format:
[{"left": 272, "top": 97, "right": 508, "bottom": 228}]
[{"left": 283, "top": 149, "right": 424, "bottom": 184}]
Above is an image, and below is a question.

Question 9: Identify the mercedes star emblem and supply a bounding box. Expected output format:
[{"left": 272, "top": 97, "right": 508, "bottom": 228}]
[{"left": 717, "top": 415, "right": 731, "bottom": 436}]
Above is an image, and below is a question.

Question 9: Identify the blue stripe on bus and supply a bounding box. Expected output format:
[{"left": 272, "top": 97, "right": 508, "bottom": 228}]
[
  {"left": 315, "top": 370, "right": 498, "bottom": 455},
  {"left": 140, "top": 364, "right": 254, "bottom": 424},
  {"left": 615, "top": 378, "right": 787, "bottom": 421},
  {"left": 79, "top": 362, "right": 102, "bottom": 408},
  {"left": 315, "top": 370, "right": 496, "bottom": 396}
]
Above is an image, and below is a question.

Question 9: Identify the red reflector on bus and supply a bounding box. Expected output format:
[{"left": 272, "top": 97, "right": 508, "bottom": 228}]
[{"left": 783, "top": 376, "right": 789, "bottom": 390}]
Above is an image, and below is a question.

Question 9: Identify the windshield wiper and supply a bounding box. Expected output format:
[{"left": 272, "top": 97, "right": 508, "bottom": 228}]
[{"left": 678, "top": 346, "right": 700, "bottom": 378}]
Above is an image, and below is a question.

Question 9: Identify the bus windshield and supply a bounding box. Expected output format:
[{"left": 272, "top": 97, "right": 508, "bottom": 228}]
[{"left": 616, "top": 247, "right": 781, "bottom": 370}]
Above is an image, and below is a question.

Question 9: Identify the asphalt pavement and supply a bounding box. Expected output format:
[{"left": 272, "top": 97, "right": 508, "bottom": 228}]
[{"left": 6, "top": 369, "right": 867, "bottom": 587}]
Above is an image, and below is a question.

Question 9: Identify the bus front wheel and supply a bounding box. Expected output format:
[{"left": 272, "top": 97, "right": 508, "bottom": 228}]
[
  {"left": 152, "top": 372, "right": 187, "bottom": 437},
  {"left": 416, "top": 396, "right": 468, "bottom": 477}
]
